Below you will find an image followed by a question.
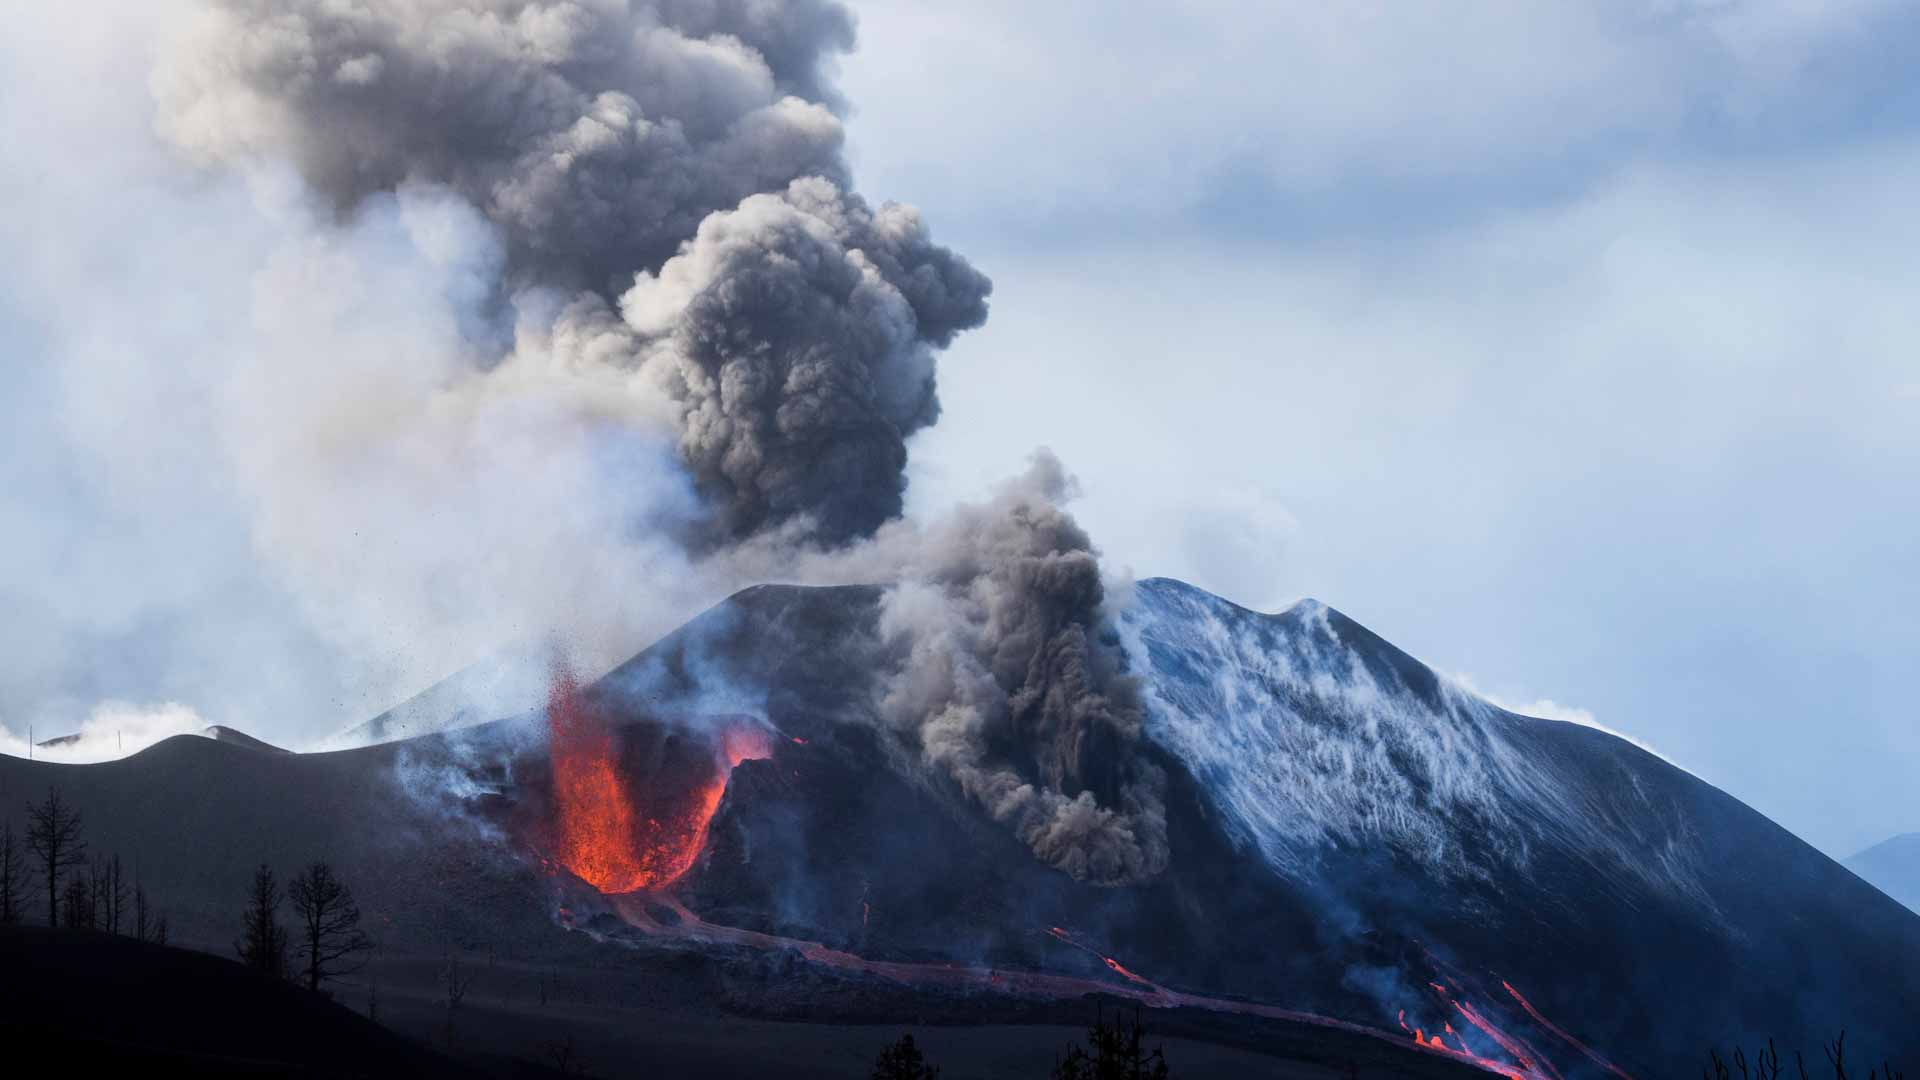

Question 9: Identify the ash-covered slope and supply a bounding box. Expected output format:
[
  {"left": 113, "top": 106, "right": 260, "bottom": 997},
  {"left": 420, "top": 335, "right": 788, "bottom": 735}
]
[
  {"left": 1847, "top": 833, "right": 1920, "bottom": 914},
  {"left": 1115, "top": 578, "right": 1920, "bottom": 1068},
  {"left": 638, "top": 581, "right": 1920, "bottom": 1073}
]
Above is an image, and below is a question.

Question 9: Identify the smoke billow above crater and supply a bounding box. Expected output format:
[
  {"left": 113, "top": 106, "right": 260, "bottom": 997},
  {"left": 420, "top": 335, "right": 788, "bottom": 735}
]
[
  {"left": 134, "top": 0, "right": 1159, "bottom": 883},
  {"left": 155, "top": 0, "right": 989, "bottom": 545}
]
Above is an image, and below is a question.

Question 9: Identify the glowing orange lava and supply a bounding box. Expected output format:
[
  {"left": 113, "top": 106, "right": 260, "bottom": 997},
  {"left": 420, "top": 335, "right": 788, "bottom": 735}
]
[
  {"left": 612, "top": 911, "right": 1601, "bottom": 1080},
  {"left": 1504, "top": 981, "right": 1634, "bottom": 1079},
  {"left": 546, "top": 664, "right": 770, "bottom": 893}
]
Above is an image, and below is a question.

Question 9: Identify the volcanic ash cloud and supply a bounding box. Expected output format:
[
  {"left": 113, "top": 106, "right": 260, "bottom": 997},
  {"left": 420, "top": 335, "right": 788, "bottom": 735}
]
[
  {"left": 148, "top": 0, "right": 1161, "bottom": 884},
  {"left": 154, "top": 0, "right": 989, "bottom": 546}
]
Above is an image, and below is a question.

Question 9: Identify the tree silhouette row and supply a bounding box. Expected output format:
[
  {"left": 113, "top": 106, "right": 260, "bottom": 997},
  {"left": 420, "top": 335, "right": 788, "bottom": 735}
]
[{"left": 5, "top": 786, "right": 169, "bottom": 942}]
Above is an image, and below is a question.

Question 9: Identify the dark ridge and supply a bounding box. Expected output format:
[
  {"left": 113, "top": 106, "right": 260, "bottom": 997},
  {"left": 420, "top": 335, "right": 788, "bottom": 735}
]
[
  {"left": 0, "top": 926, "right": 487, "bottom": 1077},
  {"left": 202, "top": 725, "right": 291, "bottom": 755}
]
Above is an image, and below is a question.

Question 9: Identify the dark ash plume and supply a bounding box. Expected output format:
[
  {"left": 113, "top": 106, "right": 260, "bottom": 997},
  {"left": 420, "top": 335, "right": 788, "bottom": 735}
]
[
  {"left": 623, "top": 177, "right": 990, "bottom": 542},
  {"left": 157, "top": 0, "right": 853, "bottom": 292},
  {"left": 155, "top": 0, "right": 987, "bottom": 544},
  {"left": 875, "top": 454, "right": 1169, "bottom": 884}
]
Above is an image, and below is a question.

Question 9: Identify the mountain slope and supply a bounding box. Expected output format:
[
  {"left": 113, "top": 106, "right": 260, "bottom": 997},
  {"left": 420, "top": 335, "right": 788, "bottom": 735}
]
[
  {"left": 1118, "top": 578, "right": 1920, "bottom": 1067},
  {"left": 329, "top": 645, "right": 551, "bottom": 748},
  {"left": 0, "top": 926, "right": 485, "bottom": 1078},
  {"left": 1847, "top": 833, "right": 1920, "bottom": 914},
  {"left": 2, "top": 579, "right": 1914, "bottom": 1077}
]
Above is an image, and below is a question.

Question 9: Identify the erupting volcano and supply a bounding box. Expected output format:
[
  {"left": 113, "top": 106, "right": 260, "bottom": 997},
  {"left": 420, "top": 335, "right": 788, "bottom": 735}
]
[{"left": 545, "top": 664, "right": 770, "bottom": 893}]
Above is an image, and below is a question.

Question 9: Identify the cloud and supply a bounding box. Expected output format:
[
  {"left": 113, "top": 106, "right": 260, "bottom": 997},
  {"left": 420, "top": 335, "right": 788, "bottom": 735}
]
[
  {"left": 1444, "top": 672, "right": 1680, "bottom": 770},
  {"left": 0, "top": 701, "right": 208, "bottom": 763},
  {"left": 840, "top": 0, "right": 1918, "bottom": 241}
]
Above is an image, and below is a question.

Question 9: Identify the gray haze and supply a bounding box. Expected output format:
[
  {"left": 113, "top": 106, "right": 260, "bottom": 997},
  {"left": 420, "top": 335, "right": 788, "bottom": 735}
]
[{"left": 873, "top": 454, "right": 1166, "bottom": 884}]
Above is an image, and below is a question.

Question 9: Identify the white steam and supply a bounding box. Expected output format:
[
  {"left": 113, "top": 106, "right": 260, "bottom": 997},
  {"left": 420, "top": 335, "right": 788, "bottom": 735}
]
[
  {"left": 0, "top": 701, "right": 209, "bottom": 763},
  {"left": 1446, "top": 671, "right": 1681, "bottom": 769}
]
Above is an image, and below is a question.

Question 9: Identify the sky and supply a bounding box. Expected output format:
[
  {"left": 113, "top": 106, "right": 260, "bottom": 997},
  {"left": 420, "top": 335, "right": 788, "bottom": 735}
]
[
  {"left": 0, "top": 2, "right": 1914, "bottom": 860},
  {"left": 835, "top": 1, "right": 1920, "bottom": 860}
]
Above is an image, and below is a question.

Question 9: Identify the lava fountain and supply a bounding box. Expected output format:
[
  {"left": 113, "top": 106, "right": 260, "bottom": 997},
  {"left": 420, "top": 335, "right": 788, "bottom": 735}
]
[{"left": 546, "top": 663, "right": 771, "bottom": 893}]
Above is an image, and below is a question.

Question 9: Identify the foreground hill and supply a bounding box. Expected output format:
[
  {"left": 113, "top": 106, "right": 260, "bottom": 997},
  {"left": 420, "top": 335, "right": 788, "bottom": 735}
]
[
  {"left": 2, "top": 579, "right": 1915, "bottom": 1077},
  {"left": 0, "top": 925, "right": 490, "bottom": 1077},
  {"left": 1847, "top": 833, "right": 1920, "bottom": 914}
]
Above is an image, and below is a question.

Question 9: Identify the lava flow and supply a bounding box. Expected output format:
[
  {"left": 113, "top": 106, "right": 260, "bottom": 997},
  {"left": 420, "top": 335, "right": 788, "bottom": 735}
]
[
  {"left": 545, "top": 663, "right": 771, "bottom": 893},
  {"left": 544, "top": 665, "right": 1624, "bottom": 1080},
  {"left": 613, "top": 896, "right": 1602, "bottom": 1080}
]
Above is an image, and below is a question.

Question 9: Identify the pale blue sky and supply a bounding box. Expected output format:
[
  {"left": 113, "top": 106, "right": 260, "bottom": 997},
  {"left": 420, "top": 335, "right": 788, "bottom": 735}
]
[{"left": 841, "top": 1, "right": 1920, "bottom": 859}]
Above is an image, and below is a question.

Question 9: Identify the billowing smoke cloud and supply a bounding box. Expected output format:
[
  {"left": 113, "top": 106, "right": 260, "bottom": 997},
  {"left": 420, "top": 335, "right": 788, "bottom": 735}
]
[
  {"left": 155, "top": 0, "right": 854, "bottom": 291},
  {"left": 153, "top": 0, "right": 988, "bottom": 545},
  {"left": 0, "top": 702, "right": 208, "bottom": 763},
  {"left": 621, "top": 177, "right": 990, "bottom": 542},
  {"left": 867, "top": 455, "right": 1168, "bottom": 885}
]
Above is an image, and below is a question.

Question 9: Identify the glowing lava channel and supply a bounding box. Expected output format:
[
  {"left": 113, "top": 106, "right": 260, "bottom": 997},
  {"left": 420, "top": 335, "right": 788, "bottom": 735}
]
[{"left": 546, "top": 665, "right": 771, "bottom": 893}]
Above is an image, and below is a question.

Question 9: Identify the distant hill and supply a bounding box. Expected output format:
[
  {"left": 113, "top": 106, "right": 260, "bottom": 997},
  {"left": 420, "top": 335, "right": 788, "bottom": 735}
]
[
  {"left": 201, "top": 725, "right": 290, "bottom": 754},
  {"left": 1847, "top": 833, "right": 1920, "bottom": 913},
  {"left": 327, "top": 645, "right": 550, "bottom": 749}
]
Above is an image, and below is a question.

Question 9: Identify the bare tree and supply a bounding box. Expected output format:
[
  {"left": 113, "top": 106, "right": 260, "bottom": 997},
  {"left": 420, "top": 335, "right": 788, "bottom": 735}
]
[
  {"left": 88, "top": 855, "right": 108, "bottom": 928},
  {"left": 61, "top": 875, "right": 94, "bottom": 930},
  {"left": 101, "top": 854, "right": 127, "bottom": 934},
  {"left": 872, "top": 1033, "right": 941, "bottom": 1080},
  {"left": 287, "top": 861, "right": 373, "bottom": 993},
  {"left": 1051, "top": 1007, "right": 1170, "bottom": 1080},
  {"left": 1705, "top": 1033, "right": 1905, "bottom": 1080},
  {"left": 0, "top": 821, "right": 31, "bottom": 925},
  {"left": 236, "top": 864, "right": 288, "bottom": 977},
  {"left": 441, "top": 950, "right": 475, "bottom": 1050},
  {"left": 25, "top": 787, "right": 86, "bottom": 926},
  {"left": 134, "top": 878, "right": 152, "bottom": 941},
  {"left": 442, "top": 951, "right": 474, "bottom": 1009},
  {"left": 540, "top": 1033, "right": 591, "bottom": 1076},
  {"left": 131, "top": 864, "right": 170, "bottom": 944}
]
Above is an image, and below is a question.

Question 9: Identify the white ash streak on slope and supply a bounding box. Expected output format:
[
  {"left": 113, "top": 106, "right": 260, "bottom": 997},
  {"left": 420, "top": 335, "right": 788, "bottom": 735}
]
[{"left": 1119, "top": 581, "right": 1715, "bottom": 908}]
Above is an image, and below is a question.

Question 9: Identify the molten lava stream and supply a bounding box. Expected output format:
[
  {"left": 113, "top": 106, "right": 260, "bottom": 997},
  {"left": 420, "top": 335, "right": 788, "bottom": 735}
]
[{"left": 545, "top": 664, "right": 770, "bottom": 893}]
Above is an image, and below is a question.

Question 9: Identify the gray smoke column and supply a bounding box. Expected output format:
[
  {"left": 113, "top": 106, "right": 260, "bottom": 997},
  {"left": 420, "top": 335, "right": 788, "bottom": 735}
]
[
  {"left": 154, "top": 0, "right": 988, "bottom": 544},
  {"left": 621, "top": 177, "right": 990, "bottom": 542},
  {"left": 872, "top": 454, "right": 1169, "bottom": 885}
]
